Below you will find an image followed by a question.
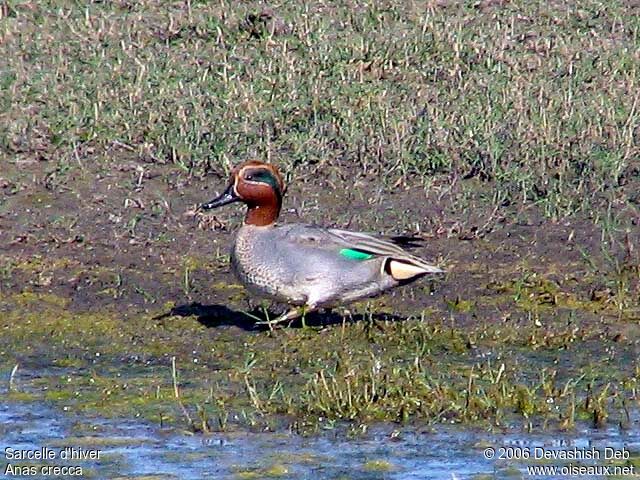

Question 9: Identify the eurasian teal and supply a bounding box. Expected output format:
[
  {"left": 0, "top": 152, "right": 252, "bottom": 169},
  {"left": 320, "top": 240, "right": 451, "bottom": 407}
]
[{"left": 200, "top": 161, "right": 443, "bottom": 325}]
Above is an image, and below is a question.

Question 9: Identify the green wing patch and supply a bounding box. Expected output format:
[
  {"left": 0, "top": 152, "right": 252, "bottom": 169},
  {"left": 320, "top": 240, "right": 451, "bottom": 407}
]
[{"left": 339, "top": 248, "right": 375, "bottom": 260}]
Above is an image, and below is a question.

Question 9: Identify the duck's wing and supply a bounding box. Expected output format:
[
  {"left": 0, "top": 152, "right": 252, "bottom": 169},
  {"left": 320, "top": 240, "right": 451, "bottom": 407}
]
[
  {"left": 326, "top": 228, "right": 444, "bottom": 277},
  {"left": 281, "top": 225, "right": 444, "bottom": 281},
  {"left": 386, "top": 235, "right": 424, "bottom": 249}
]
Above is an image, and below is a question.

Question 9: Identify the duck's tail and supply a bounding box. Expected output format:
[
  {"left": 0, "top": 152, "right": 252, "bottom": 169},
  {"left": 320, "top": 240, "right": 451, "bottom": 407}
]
[{"left": 385, "top": 257, "right": 443, "bottom": 281}]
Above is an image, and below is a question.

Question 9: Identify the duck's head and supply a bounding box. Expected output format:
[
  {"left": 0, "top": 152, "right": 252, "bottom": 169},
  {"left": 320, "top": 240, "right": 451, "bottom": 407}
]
[{"left": 200, "top": 161, "right": 285, "bottom": 226}]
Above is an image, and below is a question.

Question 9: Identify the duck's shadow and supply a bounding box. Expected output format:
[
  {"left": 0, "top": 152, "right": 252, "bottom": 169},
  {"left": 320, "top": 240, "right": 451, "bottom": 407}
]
[{"left": 155, "top": 302, "right": 405, "bottom": 331}]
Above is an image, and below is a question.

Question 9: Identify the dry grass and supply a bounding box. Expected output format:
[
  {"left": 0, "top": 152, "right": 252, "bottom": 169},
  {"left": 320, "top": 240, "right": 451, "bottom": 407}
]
[{"left": 1, "top": 1, "right": 639, "bottom": 218}]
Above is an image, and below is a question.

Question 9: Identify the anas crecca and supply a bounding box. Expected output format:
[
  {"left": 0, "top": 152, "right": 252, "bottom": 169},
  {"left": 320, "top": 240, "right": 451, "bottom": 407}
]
[{"left": 200, "top": 161, "right": 443, "bottom": 325}]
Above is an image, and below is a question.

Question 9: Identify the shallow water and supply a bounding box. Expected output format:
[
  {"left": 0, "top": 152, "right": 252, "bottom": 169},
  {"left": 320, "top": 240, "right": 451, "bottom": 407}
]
[{"left": 1, "top": 396, "right": 639, "bottom": 480}]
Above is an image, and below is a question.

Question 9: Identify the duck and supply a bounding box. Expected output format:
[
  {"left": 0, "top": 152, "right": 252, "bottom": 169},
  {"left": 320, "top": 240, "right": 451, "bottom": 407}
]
[{"left": 199, "top": 160, "right": 443, "bottom": 326}]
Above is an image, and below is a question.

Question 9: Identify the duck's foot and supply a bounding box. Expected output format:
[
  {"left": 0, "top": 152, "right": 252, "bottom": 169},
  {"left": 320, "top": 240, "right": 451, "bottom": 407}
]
[{"left": 255, "top": 306, "right": 313, "bottom": 328}]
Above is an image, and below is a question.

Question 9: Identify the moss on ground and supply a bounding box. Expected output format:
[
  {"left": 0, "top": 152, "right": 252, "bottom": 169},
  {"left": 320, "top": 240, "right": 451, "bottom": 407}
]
[{"left": 1, "top": 272, "right": 638, "bottom": 434}]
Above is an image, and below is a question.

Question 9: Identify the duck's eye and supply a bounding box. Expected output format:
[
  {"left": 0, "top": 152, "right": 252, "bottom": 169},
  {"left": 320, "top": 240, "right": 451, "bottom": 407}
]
[{"left": 245, "top": 174, "right": 254, "bottom": 181}]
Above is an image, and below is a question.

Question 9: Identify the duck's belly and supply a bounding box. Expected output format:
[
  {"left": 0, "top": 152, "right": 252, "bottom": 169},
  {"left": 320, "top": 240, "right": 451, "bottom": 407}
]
[{"left": 231, "top": 252, "right": 307, "bottom": 304}]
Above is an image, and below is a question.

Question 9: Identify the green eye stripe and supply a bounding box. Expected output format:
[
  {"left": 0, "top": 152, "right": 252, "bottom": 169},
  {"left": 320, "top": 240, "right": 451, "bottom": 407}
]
[{"left": 246, "top": 169, "right": 281, "bottom": 195}]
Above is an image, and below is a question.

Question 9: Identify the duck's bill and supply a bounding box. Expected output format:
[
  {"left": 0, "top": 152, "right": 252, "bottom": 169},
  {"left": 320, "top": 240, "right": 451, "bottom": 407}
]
[{"left": 199, "top": 184, "right": 239, "bottom": 210}]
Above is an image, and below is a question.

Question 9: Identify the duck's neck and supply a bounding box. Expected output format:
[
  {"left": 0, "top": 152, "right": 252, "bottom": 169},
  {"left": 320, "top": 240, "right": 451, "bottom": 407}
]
[{"left": 244, "top": 203, "right": 279, "bottom": 226}]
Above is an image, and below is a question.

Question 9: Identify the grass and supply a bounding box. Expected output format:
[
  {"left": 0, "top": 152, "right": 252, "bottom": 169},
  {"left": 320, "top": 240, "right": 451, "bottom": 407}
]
[
  {"left": 1, "top": 1, "right": 639, "bottom": 218},
  {"left": 1, "top": 281, "right": 639, "bottom": 434}
]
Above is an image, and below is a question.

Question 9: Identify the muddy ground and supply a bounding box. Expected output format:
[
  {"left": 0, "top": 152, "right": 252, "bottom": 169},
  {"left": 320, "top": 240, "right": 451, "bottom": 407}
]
[
  {"left": 1, "top": 157, "right": 639, "bottom": 432},
  {"left": 2, "top": 155, "right": 637, "bottom": 319}
]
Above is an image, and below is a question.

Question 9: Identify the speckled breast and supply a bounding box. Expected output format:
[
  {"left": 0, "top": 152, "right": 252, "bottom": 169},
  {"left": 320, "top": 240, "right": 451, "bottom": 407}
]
[{"left": 230, "top": 226, "right": 289, "bottom": 302}]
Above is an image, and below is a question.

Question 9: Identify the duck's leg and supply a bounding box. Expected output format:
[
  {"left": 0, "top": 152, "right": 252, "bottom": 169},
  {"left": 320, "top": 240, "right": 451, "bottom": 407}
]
[{"left": 256, "top": 304, "right": 316, "bottom": 328}]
